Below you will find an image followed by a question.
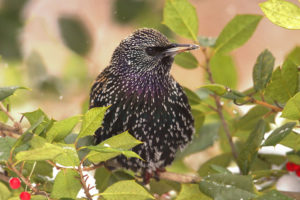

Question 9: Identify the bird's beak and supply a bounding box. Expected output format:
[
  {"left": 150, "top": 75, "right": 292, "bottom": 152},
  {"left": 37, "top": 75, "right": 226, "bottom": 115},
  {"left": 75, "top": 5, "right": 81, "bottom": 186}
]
[{"left": 162, "top": 43, "right": 199, "bottom": 57}]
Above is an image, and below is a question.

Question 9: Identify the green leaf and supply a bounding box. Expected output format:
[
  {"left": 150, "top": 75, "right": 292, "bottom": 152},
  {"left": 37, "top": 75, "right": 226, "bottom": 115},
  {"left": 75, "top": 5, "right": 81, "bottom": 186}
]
[
  {"left": 0, "top": 98, "right": 9, "bottom": 122},
  {"left": 281, "top": 92, "right": 300, "bottom": 120},
  {"left": 280, "top": 131, "right": 300, "bottom": 151},
  {"left": 286, "top": 46, "right": 300, "bottom": 66},
  {"left": 100, "top": 180, "right": 154, "bottom": 200},
  {"left": 15, "top": 143, "right": 64, "bottom": 161},
  {"left": 51, "top": 169, "right": 81, "bottom": 199},
  {"left": 54, "top": 144, "right": 80, "bottom": 166},
  {"left": 255, "top": 190, "right": 294, "bottom": 200},
  {"left": 253, "top": 49, "right": 275, "bottom": 91},
  {"left": 210, "top": 164, "right": 232, "bottom": 174},
  {"left": 0, "top": 182, "right": 11, "bottom": 200},
  {"left": 46, "top": 115, "right": 80, "bottom": 142},
  {"left": 0, "top": 137, "right": 17, "bottom": 161},
  {"left": 201, "top": 84, "right": 227, "bottom": 96},
  {"left": 198, "top": 36, "right": 217, "bottom": 47},
  {"left": 176, "top": 123, "right": 219, "bottom": 159},
  {"left": 163, "top": 0, "right": 198, "bottom": 40},
  {"left": 0, "top": 86, "right": 26, "bottom": 101},
  {"left": 191, "top": 109, "right": 205, "bottom": 134},
  {"left": 265, "top": 59, "right": 298, "bottom": 103},
  {"left": 214, "top": 15, "right": 262, "bottom": 54},
  {"left": 87, "top": 131, "right": 142, "bottom": 163},
  {"left": 236, "top": 106, "right": 270, "bottom": 131},
  {"left": 174, "top": 52, "right": 198, "bottom": 69},
  {"left": 177, "top": 184, "right": 211, "bottom": 200},
  {"left": 287, "top": 153, "right": 300, "bottom": 165},
  {"left": 183, "top": 87, "right": 202, "bottom": 105},
  {"left": 78, "top": 106, "right": 109, "bottom": 139},
  {"left": 23, "top": 108, "right": 51, "bottom": 135},
  {"left": 263, "top": 122, "right": 296, "bottom": 146},
  {"left": 199, "top": 174, "right": 256, "bottom": 200},
  {"left": 58, "top": 16, "right": 92, "bottom": 55},
  {"left": 210, "top": 54, "right": 238, "bottom": 89},
  {"left": 198, "top": 153, "right": 232, "bottom": 176},
  {"left": 251, "top": 169, "right": 286, "bottom": 180},
  {"left": 237, "top": 120, "right": 266, "bottom": 175},
  {"left": 259, "top": 0, "right": 300, "bottom": 29}
]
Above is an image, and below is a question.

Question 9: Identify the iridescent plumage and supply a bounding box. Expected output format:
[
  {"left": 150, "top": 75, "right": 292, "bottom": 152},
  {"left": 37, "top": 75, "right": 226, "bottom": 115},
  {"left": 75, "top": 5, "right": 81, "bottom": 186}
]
[{"left": 90, "top": 28, "right": 197, "bottom": 179}]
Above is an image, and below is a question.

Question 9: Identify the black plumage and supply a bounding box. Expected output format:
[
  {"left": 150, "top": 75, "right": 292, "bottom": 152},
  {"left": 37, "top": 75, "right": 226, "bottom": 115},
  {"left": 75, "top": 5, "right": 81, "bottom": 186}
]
[{"left": 89, "top": 28, "right": 198, "bottom": 180}]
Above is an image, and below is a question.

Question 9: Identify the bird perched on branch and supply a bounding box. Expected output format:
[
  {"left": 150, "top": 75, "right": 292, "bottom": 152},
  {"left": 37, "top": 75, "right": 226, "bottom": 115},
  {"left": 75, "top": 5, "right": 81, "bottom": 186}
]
[{"left": 90, "top": 28, "right": 198, "bottom": 182}]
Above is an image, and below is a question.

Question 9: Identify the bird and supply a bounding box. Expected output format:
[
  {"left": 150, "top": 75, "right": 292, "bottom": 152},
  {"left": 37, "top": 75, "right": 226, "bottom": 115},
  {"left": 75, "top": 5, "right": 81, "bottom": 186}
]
[{"left": 89, "top": 28, "right": 198, "bottom": 182}]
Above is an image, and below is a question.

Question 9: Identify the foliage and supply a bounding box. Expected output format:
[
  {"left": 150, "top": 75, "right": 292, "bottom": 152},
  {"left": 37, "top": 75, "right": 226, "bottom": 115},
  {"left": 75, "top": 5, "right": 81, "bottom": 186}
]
[{"left": 0, "top": 0, "right": 300, "bottom": 199}]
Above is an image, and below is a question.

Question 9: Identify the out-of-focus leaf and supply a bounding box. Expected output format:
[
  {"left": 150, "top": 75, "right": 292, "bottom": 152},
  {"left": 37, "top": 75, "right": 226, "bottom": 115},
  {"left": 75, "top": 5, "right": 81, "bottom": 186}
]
[
  {"left": 281, "top": 92, "right": 300, "bottom": 120},
  {"left": 163, "top": 0, "right": 198, "bottom": 40},
  {"left": 287, "top": 153, "right": 300, "bottom": 165},
  {"left": 0, "top": 98, "right": 9, "bottom": 122},
  {"left": 237, "top": 120, "right": 266, "bottom": 175},
  {"left": 199, "top": 174, "right": 256, "bottom": 200},
  {"left": 58, "top": 16, "right": 92, "bottom": 56},
  {"left": 251, "top": 170, "right": 287, "bottom": 180},
  {"left": 77, "top": 106, "right": 109, "bottom": 139},
  {"left": 201, "top": 84, "right": 227, "bottom": 96},
  {"left": 183, "top": 87, "right": 202, "bottom": 105},
  {"left": 191, "top": 109, "right": 205, "bottom": 134},
  {"left": 265, "top": 59, "right": 298, "bottom": 103},
  {"left": 0, "top": 86, "right": 26, "bottom": 101},
  {"left": 253, "top": 49, "right": 275, "bottom": 91},
  {"left": 280, "top": 131, "right": 300, "bottom": 151},
  {"left": 176, "top": 123, "right": 219, "bottom": 159},
  {"left": 214, "top": 15, "right": 262, "bottom": 54},
  {"left": 263, "top": 122, "right": 296, "bottom": 146},
  {"left": 255, "top": 190, "right": 293, "bottom": 200},
  {"left": 286, "top": 46, "right": 300, "bottom": 66},
  {"left": 0, "top": 137, "right": 16, "bottom": 161},
  {"left": 0, "top": 182, "right": 11, "bottom": 200},
  {"left": 87, "top": 131, "right": 142, "bottom": 163},
  {"left": 236, "top": 106, "right": 270, "bottom": 131},
  {"left": 113, "top": 0, "right": 148, "bottom": 23},
  {"left": 100, "top": 180, "right": 154, "bottom": 200},
  {"left": 258, "top": 154, "right": 286, "bottom": 166},
  {"left": 198, "top": 36, "right": 216, "bottom": 47},
  {"left": 210, "top": 54, "right": 238, "bottom": 89},
  {"left": 51, "top": 169, "right": 81, "bottom": 199},
  {"left": 210, "top": 164, "right": 232, "bottom": 174},
  {"left": 46, "top": 115, "right": 80, "bottom": 142},
  {"left": 175, "top": 52, "right": 198, "bottom": 69},
  {"left": 259, "top": 0, "right": 300, "bottom": 29},
  {"left": 177, "top": 184, "right": 211, "bottom": 200},
  {"left": 198, "top": 153, "right": 232, "bottom": 176}
]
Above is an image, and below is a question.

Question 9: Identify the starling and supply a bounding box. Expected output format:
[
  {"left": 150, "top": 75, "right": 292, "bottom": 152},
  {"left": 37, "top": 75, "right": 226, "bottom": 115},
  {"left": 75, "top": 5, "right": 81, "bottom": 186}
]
[{"left": 90, "top": 28, "right": 198, "bottom": 181}]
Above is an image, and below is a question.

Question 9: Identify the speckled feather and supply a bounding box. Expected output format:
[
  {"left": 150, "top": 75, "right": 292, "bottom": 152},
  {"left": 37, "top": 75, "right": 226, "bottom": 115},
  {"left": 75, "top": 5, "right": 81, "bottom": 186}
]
[{"left": 90, "top": 28, "right": 194, "bottom": 174}]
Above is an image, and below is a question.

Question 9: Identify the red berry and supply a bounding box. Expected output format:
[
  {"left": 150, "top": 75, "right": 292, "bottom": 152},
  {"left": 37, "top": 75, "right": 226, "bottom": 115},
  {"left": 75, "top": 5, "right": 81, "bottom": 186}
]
[
  {"left": 286, "top": 162, "right": 300, "bottom": 171},
  {"left": 9, "top": 177, "right": 21, "bottom": 189},
  {"left": 20, "top": 191, "right": 31, "bottom": 200},
  {"left": 296, "top": 169, "right": 300, "bottom": 177}
]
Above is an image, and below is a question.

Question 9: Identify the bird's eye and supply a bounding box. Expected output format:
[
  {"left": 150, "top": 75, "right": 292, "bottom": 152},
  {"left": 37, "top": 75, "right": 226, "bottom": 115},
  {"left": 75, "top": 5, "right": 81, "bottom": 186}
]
[{"left": 145, "top": 47, "right": 157, "bottom": 56}]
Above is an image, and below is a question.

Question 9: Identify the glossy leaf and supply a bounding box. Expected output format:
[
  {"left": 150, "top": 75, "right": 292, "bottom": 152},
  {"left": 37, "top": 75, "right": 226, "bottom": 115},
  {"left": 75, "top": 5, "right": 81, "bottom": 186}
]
[
  {"left": 100, "top": 180, "right": 154, "bottom": 200},
  {"left": 87, "top": 131, "right": 142, "bottom": 163},
  {"left": 177, "top": 184, "right": 211, "bottom": 200},
  {"left": 54, "top": 144, "right": 80, "bottom": 166},
  {"left": 281, "top": 92, "right": 300, "bottom": 120},
  {"left": 77, "top": 106, "right": 109, "bottom": 139},
  {"left": 265, "top": 59, "right": 298, "bottom": 103},
  {"left": 163, "top": 0, "right": 198, "bottom": 40},
  {"left": 260, "top": 0, "right": 300, "bottom": 29},
  {"left": 215, "top": 15, "right": 262, "bottom": 54},
  {"left": 51, "top": 169, "right": 81, "bottom": 199},
  {"left": 175, "top": 52, "right": 198, "bottom": 69},
  {"left": 46, "top": 115, "right": 81, "bottom": 142},
  {"left": 263, "top": 122, "right": 296, "bottom": 146},
  {"left": 0, "top": 86, "right": 25, "bottom": 101},
  {"left": 198, "top": 153, "right": 232, "bottom": 176},
  {"left": 199, "top": 174, "right": 256, "bottom": 200},
  {"left": 253, "top": 49, "right": 275, "bottom": 91},
  {"left": 237, "top": 120, "right": 266, "bottom": 175},
  {"left": 201, "top": 84, "right": 227, "bottom": 96},
  {"left": 210, "top": 54, "right": 238, "bottom": 89}
]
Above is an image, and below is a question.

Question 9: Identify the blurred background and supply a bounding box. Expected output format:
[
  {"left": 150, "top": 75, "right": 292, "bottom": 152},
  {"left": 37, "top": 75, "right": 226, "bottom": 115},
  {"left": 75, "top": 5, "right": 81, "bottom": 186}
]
[{"left": 1, "top": 0, "right": 300, "bottom": 120}]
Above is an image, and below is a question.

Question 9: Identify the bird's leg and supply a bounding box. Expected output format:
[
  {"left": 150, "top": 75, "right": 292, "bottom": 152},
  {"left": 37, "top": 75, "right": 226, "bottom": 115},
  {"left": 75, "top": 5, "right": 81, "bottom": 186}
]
[
  {"left": 153, "top": 168, "right": 166, "bottom": 181},
  {"left": 142, "top": 170, "right": 153, "bottom": 184}
]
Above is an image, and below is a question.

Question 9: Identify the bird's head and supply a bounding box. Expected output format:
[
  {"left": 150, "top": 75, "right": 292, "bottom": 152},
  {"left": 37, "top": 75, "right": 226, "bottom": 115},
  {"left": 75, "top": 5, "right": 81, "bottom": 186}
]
[{"left": 111, "top": 28, "right": 199, "bottom": 75}]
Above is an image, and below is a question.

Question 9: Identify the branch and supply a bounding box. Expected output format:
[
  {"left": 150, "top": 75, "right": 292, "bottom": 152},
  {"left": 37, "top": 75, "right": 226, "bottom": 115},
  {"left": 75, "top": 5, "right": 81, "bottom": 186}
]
[
  {"left": 78, "top": 160, "right": 93, "bottom": 200},
  {"left": 0, "top": 122, "right": 21, "bottom": 138},
  {"left": 0, "top": 172, "right": 10, "bottom": 183},
  {"left": 247, "top": 97, "right": 283, "bottom": 112},
  {"left": 159, "top": 171, "right": 200, "bottom": 183},
  {"left": 200, "top": 48, "right": 238, "bottom": 160},
  {"left": 0, "top": 102, "right": 23, "bottom": 135}
]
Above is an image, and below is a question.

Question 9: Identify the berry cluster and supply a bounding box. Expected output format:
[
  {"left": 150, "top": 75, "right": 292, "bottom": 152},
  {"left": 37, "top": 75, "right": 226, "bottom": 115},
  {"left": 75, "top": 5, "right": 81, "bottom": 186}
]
[
  {"left": 9, "top": 177, "right": 31, "bottom": 200},
  {"left": 286, "top": 162, "right": 300, "bottom": 177}
]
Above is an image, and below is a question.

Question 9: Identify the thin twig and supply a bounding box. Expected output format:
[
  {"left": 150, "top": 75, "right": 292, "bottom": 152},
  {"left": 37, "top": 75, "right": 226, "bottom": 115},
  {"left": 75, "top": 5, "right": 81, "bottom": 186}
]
[
  {"left": 0, "top": 102, "right": 23, "bottom": 135},
  {"left": 83, "top": 162, "right": 104, "bottom": 171},
  {"left": 0, "top": 172, "right": 10, "bottom": 183},
  {"left": 247, "top": 97, "right": 283, "bottom": 112},
  {"left": 78, "top": 159, "right": 93, "bottom": 200},
  {"left": 200, "top": 47, "right": 238, "bottom": 160}
]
